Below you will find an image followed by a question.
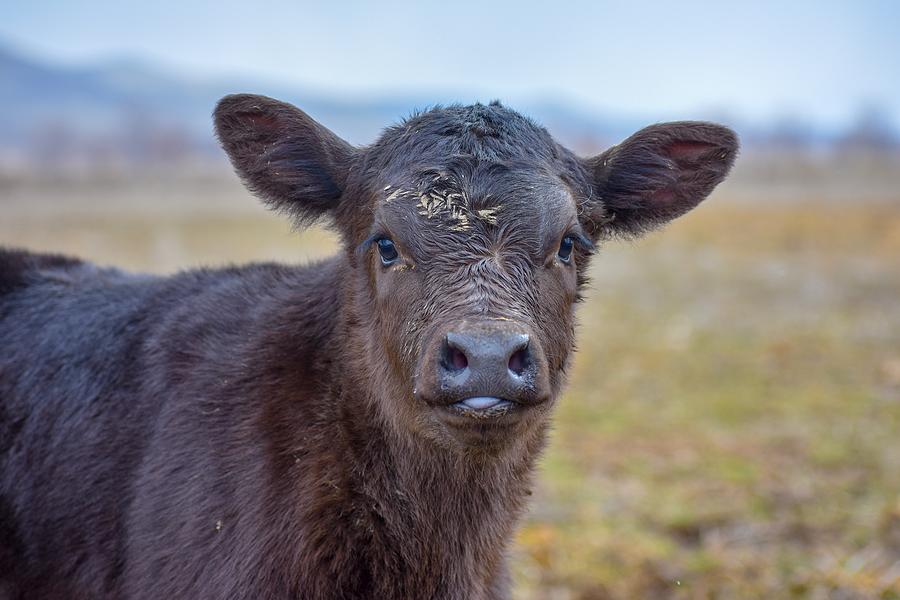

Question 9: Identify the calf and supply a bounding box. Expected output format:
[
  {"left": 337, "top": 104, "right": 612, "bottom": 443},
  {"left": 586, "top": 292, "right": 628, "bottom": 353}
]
[{"left": 0, "top": 95, "right": 737, "bottom": 599}]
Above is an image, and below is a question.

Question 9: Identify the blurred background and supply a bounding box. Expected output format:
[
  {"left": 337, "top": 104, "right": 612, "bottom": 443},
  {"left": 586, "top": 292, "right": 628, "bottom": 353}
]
[{"left": 2, "top": 1, "right": 899, "bottom": 598}]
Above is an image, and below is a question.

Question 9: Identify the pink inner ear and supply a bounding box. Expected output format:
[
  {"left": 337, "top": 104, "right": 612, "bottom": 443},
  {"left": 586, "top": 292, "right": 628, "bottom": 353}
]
[
  {"left": 666, "top": 140, "right": 716, "bottom": 163},
  {"left": 649, "top": 187, "right": 677, "bottom": 205},
  {"left": 236, "top": 111, "right": 280, "bottom": 133}
]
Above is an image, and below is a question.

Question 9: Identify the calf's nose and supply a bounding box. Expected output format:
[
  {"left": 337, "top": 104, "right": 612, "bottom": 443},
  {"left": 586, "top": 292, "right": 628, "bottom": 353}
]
[{"left": 440, "top": 329, "right": 533, "bottom": 388}]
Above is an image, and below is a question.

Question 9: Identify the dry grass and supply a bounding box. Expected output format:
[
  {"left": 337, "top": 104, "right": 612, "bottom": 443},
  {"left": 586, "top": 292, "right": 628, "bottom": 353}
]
[
  {"left": 515, "top": 204, "right": 900, "bottom": 599},
  {"left": 2, "top": 173, "right": 899, "bottom": 599}
]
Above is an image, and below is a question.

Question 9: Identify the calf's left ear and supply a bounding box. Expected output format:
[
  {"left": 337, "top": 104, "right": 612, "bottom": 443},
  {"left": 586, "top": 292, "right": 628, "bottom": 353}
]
[
  {"left": 581, "top": 122, "right": 738, "bottom": 238},
  {"left": 214, "top": 94, "right": 356, "bottom": 226}
]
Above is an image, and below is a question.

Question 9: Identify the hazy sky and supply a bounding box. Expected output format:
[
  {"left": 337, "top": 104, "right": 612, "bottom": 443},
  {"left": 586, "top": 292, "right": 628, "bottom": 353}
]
[{"left": 3, "top": 0, "right": 899, "bottom": 127}]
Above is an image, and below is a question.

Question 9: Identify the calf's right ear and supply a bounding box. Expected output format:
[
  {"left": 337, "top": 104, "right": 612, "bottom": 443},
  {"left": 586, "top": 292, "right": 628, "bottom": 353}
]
[{"left": 214, "top": 94, "right": 356, "bottom": 225}]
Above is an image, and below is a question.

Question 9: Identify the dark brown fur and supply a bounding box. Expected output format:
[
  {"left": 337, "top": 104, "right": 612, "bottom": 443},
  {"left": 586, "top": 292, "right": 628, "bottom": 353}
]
[{"left": 0, "top": 95, "right": 737, "bottom": 599}]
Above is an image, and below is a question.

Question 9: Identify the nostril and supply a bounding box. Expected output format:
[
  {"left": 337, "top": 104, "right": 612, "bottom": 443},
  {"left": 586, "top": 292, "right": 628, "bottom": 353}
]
[
  {"left": 450, "top": 347, "right": 468, "bottom": 371},
  {"left": 441, "top": 341, "right": 469, "bottom": 373},
  {"left": 508, "top": 346, "right": 530, "bottom": 376}
]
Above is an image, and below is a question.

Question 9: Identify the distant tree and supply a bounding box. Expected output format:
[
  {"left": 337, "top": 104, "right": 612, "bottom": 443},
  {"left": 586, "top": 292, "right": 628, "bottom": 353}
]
[
  {"left": 29, "top": 120, "right": 78, "bottom": 168},
  {"left": 837, "top": 105, "right": 899, "bottom": 152},
  {"left": 766, "top": 114, "right": 816, "bottom": 151}
]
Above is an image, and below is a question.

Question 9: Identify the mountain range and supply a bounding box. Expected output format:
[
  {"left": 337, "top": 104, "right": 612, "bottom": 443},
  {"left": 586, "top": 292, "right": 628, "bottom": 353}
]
[{"left": 1, "top": 40, "right": 893, "bottom": 168}]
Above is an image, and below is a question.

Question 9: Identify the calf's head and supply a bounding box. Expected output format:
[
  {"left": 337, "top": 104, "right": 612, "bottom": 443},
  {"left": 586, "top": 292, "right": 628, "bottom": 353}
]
[{"left": 215, "top": 95, "right": 737, "bottom": 452}]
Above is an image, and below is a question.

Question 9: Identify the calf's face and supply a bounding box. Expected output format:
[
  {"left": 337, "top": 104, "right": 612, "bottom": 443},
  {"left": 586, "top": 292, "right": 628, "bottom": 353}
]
[{"left": 215, "top": 95, "right": 737, "bottom": 451}]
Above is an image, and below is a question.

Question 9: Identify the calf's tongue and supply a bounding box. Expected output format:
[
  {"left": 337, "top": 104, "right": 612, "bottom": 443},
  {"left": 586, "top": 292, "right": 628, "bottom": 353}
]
[{"left": 460, "top": 396, "right": 504, "bottom": 410}]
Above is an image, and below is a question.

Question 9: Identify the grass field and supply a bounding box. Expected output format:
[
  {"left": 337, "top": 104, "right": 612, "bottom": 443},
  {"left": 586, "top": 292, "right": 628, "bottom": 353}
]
[{"left": 2, "top": 171, "right": 898, "bottom": 598}]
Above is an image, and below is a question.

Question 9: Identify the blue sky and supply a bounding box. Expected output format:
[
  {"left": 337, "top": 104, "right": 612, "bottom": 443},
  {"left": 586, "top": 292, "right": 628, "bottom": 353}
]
[{"left": 3, "top": 0, "right": 899, "bottom": 128}]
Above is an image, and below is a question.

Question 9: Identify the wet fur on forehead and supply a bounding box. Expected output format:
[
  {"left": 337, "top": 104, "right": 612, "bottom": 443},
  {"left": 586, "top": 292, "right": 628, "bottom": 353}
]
[
  {"left": 363, "top": 103, "right": 590, "bottom": 251},
  {"left": 377, "top": 156, "right": 579, "bottom": 258}
]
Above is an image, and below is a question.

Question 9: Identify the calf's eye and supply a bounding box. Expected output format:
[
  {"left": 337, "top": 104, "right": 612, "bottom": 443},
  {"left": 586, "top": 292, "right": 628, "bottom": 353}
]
[
  {"left": 557, "top": 236, "right": 575, "bottom": 263},
  {"left": 376, "top": 238, "right": 399, "bottom": 265}
]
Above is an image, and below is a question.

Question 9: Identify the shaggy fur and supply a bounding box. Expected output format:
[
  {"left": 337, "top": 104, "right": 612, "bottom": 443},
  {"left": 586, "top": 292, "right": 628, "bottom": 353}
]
[{"left": 0, "top": 95, "right": 737, "bottom": 599}]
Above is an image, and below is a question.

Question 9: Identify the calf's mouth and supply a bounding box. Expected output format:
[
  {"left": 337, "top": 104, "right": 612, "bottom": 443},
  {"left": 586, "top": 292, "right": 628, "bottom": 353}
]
[{"left": 449, "top": 396, "right": 516, "bottom": 419}]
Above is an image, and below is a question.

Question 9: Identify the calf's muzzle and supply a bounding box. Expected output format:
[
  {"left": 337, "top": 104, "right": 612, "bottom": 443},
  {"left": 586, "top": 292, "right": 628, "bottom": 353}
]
[{"left": 416, "top": 320, "right": 550, "bottom": 413}]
